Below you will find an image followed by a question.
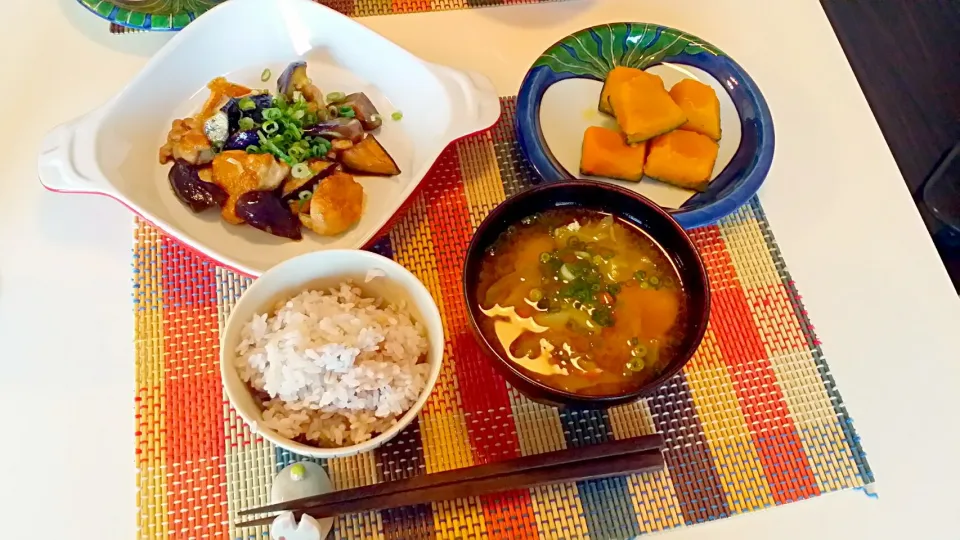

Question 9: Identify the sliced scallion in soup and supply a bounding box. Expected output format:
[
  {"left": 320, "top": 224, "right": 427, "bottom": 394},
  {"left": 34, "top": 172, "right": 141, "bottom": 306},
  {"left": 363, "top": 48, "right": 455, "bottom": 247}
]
[{"left": 476, "top": 209, "right": 686, "bottom": 396}]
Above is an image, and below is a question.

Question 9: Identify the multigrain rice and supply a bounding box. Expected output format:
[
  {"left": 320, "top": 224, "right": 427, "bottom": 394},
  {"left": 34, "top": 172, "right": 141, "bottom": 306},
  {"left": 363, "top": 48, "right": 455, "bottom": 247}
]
[{"left": 235, "top": 282, "right": 430, "bottom": 447}]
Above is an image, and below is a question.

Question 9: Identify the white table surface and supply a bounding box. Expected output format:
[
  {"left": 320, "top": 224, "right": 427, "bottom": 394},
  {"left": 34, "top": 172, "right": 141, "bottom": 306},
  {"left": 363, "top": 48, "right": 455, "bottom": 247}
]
[{"left": 2, "top": 0, "right": 959, "bottom": 538}]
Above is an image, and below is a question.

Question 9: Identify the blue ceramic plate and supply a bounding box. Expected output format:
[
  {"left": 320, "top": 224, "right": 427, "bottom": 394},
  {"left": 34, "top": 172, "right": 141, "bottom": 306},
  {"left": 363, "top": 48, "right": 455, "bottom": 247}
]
[
  {"left": 76, "top": 0, "right": 223, "bottom": 31},
  {"left": 516, "top": 23, "right": 774, "bottom": 229}
]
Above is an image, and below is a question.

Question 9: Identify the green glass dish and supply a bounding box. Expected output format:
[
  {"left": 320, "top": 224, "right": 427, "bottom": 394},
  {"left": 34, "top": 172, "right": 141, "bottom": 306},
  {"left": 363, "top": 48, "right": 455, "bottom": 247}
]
[{"left": 76, "top": 0, "right": 223, "bottom": 31}]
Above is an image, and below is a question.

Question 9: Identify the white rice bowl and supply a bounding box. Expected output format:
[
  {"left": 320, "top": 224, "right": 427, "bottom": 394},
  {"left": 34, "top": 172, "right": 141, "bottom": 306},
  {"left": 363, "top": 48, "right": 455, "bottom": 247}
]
[{"left": 235, "top": 282, "right": 431, "bottom": 447}]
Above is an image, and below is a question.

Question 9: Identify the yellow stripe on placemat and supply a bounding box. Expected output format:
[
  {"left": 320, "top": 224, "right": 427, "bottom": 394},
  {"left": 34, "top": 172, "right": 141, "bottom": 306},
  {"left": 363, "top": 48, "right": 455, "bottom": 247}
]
[
  {"left": 432, "top": 497, "right": 489, "bottom": 539},
  {"left": 531, "top": 482, "right": 591, "bottom": 540},
  {"left": 683, "top": 329, "right": 776, "bottom": 512},
  {"left": 719, "top": 215, "right": 783, "bottom": 290},
  {"left": 389, "top": 197, "right": 475, "bottom": 474},
  {"left": 763, "top": 348, "right": 864, "bottom": 492},
  {"left": 134, "top": 220, "right": 169, "bottom": 540},
  {"left": 626, "top": 469, "right": 685, "bottom": 533},
  {"left": 458, "top": 133, "right": 507, "bottom": 230},
  {"left": 329, "top": 453, "right": 386, "bottom": 539},
  {"left": 224, "top": 441, "right": 275, "bottom": 539},
  {"left": 507, "top": 388, "right": 567, "bottom": 456}
]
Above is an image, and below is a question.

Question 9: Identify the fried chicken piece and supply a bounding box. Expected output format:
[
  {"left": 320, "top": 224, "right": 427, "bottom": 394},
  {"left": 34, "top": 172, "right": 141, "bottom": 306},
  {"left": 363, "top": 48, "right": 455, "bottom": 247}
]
[
  {"left": 159, "top": 117, "right": 215, "bottom": 165},
  {"left": 159, "top": 77, "right": 252, "bottom": 165},
  {"left": 299, "top": 172, "right": 364, "bottom": 236}
]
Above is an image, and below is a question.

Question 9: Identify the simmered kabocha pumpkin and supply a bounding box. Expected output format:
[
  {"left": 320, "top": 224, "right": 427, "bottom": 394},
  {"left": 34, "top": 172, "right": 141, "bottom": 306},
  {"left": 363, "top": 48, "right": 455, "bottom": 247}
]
[
  {"left": 669, "top": 79, "right": 721, "bottom": 141},
  {"left": 580, "top": 126, "right": 647, "bottom": 182},
  {"left": 643, "top": 130, "right": 719, "bottom": 191},
  {"left": 609, "top": 72, "right": 687, "bottom": 144},
  {"left": 598, "top": 66, "right": 647, "bottom": 116}
]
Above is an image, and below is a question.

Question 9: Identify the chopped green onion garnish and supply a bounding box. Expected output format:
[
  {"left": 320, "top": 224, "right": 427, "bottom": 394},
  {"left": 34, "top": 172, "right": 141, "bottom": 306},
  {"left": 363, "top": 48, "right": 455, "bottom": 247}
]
[
  {"left": 632, "top": 345, "right": 648, "bottom": 357},
  {"left": 291, "top": 162, "right": 313, "bottom": 179},
  {"left": 640, "top": 281, "right": 651, "bottom": 289},
  {"left": 626, "top": 357, "right": 645, "bottom": 372},
  {"left": 634, "top": 270, "right": 646, "bottom": 281},
  {"left": 246, "top": 144, "right": 260, "bottom": 153},
  {"left": 648, "top": 276, "right": 660, "bottom": 287},
  {"left": 262, "top": 120, "right": 280, "bottom": 135},
  {"left": 607, "top": 283, "right": 621, "bottom": 295},
  {"left": 299, "top": 190, "right": 312, "bottom": 201},
  {"left": 238, "top": 117, "right": 255, "bottom": 131},
  {"left": 261, "top": 68, "right": 272, "bottom": 82},
  {"left": 340, "top": 107, "right": 356, "bottom": 119},
  {"left": 238, "top": 97, "right": 256, "bottom": 111},
  {"left": 262, "top": 108, "right": 282, "bottom": 121},
  {"left": 391, "top": 111, "right": 403, "bottom": 121},
  {"left": 539, "top": 252, "right": 552, "bottom": 264},
  {"left": 326, "top": 91, "right": 346, "bottom": 103},
  {"left": 529, "top": 288, "right": 543, "bottom": 302},
  {"left": 289, "top": 147, "right": 309, "bottom": 162},
  {"left": 559, "top": 264, "right": 577, "bottom": 282}
]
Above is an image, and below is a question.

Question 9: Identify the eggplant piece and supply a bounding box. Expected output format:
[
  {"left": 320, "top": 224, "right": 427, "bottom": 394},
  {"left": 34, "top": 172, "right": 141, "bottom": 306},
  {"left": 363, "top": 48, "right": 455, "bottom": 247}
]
[
  {"left": 280, "top": 161, "right": 339, "bottom": 204},
  {"left": 302, "top": 118, "right": 364, "bottom": 144},
  {"left": 168, "top": 160, "right": 227, "bottom": 213},
  {"left": 221, "top": 93, "right": 274, "bottom": 130},
  {"left": 223, "top": 129, "right": 260, "bottom": 151},
  {"left": 340, "top": 135, "right": 401, "bottom": 176},
  {"left": 277, "top": 62, "right": 324, "bottom": 104},
  {"left": 235, "top": 191, "right": 302, "bottom": 240},
  {"left": 342, "top": 92, "right": 382, "bottom": 131}
]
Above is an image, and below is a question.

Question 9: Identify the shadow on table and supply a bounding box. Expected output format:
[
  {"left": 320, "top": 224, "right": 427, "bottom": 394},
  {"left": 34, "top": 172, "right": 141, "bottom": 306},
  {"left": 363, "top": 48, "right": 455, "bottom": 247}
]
[{"left": 57, "top": 0, "right": 171, "bottom": 57}]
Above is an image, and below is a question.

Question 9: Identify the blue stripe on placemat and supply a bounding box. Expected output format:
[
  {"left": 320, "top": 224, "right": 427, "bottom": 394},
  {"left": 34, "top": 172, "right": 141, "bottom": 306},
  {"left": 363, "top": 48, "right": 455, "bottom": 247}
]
[{"left": 557, "top": 409, "right": 642, "bottom": 537}]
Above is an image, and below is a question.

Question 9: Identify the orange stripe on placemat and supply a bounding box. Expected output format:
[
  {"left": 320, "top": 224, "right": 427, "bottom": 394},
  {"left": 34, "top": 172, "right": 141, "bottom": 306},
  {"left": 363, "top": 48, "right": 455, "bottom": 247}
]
[
  {"left": 707, "top": 248, "right": 821, "bottom": 504},
  {"left": 160, "top": 238, "right": 228, "bottom": 537},
  {"left": 421, "top": 145, "right": 521, "bottom": 462}
]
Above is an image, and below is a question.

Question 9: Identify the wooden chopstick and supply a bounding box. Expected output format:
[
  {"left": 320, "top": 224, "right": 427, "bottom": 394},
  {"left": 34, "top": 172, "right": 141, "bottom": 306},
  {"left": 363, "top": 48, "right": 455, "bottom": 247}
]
[
  {"left": 239, "top": 433, "right": 663, "bottom": 517},
  {"left": 236, "top": 434, "right": 664, "bottom": 528}
]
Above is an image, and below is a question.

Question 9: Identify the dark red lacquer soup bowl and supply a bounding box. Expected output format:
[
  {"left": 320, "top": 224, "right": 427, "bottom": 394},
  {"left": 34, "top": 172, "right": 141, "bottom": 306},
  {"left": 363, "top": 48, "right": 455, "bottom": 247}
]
[{"left": 462, "top": 181, "right": 711, "bottom": 408}]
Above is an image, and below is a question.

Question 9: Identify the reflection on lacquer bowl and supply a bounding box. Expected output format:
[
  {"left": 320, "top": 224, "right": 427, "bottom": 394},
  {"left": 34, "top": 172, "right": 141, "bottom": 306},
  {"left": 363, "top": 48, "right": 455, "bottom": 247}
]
[{"left": 463, "top": 181, "right": 711, "bottom": 408}]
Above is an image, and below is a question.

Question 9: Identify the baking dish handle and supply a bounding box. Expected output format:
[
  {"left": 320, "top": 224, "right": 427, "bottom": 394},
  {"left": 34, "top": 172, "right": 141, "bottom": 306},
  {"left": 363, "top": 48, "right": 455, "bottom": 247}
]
[
  {"left": 442, "top": 67, "right": 502, "bottom": 139},
  {"left": 37, "top": 116, "right": 115, "bottom": 196}
]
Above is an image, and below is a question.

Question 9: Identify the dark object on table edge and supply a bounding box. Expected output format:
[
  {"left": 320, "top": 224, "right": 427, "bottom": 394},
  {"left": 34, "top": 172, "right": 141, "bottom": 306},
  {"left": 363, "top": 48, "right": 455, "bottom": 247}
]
[
  {"left": 462, "top": 181, "right": 711, "bottom": 408},
  {"left": 236, "top": 433, "right": 664, "bottom": 527}
]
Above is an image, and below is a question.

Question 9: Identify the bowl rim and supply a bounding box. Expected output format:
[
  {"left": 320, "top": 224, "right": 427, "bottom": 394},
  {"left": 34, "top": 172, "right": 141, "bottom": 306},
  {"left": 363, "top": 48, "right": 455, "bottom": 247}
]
[
  {"left": 514, "top": 21, "right": 775, "bottom": 230},
  {"left": 462, "top": 180, "right": 711, "bottom": 406},
  {"left": 220, "top": 249, "right": 444, "bottom": 458}
]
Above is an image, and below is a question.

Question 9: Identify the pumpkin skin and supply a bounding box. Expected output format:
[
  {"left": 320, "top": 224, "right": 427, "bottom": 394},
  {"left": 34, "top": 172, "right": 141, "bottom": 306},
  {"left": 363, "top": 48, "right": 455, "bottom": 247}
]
[
  {"left": 580, "top": 126, "right": 648, "bottom": 182},
  {"left": 609, "top": 73, "right": 687, "bottom": 144},
  {"left": 598, "top": 66, "right": 648, "bottom": 115},
  {"left": 669, "top": 79, "right": 722, "bottom": 141},
  {"left": 643, "top": 130, "right": 719, "bottom": 191}
]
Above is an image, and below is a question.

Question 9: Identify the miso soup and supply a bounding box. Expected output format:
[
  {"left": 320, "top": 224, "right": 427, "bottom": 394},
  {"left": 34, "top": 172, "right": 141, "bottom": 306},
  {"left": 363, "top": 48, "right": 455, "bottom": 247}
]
[{"left": 475, "top": 209, "right": 687, "bottom": 396}]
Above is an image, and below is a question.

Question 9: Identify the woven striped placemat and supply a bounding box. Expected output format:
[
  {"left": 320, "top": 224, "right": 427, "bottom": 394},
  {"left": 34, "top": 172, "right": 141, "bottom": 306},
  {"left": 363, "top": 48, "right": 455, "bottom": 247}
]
[{"left": 132, "top": 97, "right": 874, "bottom": 539}]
